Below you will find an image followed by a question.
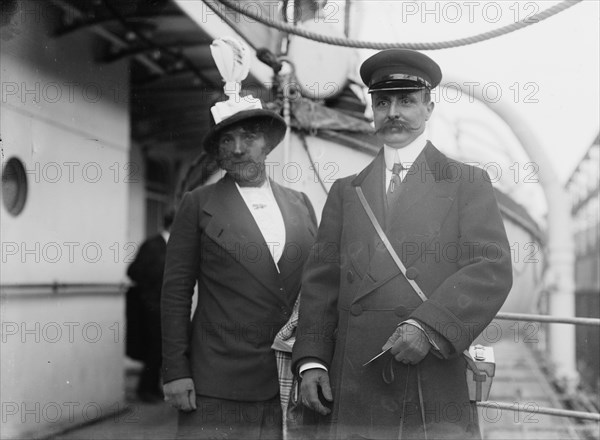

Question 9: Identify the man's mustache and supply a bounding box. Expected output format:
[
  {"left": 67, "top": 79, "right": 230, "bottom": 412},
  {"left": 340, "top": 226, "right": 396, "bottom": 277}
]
[{"left": 375, "top": 120, "right": 420, "bottom": 134}]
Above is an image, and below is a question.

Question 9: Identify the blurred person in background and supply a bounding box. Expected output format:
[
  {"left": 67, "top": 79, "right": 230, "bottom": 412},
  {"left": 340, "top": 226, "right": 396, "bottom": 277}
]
[{"left": 127, "top": 210, "right": 174, "bottom": 403}]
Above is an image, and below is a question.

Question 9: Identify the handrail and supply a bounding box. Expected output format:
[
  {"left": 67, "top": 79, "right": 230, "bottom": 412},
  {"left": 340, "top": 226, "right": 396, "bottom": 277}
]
[
  {"left": 495, "top": 312, "right": 600, "bottom": 327},
  {"left": 487, "top": 312, "right": 600, "bottom": 423},
  {"left": 477, "top": 401, "right": 600, "bottom": 422},
  {"left": 0, "top": 283, "right": 126, "bottom": 298}
]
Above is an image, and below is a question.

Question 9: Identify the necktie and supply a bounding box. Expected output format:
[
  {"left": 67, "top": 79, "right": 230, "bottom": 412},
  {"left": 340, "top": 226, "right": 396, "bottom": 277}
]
[{"left": 386, "top": 162, "right": 404, "bottom": 208}]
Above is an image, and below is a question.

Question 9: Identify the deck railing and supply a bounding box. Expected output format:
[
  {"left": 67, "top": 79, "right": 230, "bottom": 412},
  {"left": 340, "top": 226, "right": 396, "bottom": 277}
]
[{"left": 480, "top": 312, "right": 600, "bottom": 422}]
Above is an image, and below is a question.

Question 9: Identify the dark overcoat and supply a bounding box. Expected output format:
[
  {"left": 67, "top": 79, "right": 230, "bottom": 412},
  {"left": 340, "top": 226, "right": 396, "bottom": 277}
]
[
  {"left": 162, "top": 174, "right": 317, "bottom": 401},
  {"left": 292, "top": 143, "right": 513, "bottom": 439},
  {"left": 126, "top": 234, "right": 167, "bottom": 363},
  {"left": 128, "top": 234, "right": 167, "bottom": 311}
]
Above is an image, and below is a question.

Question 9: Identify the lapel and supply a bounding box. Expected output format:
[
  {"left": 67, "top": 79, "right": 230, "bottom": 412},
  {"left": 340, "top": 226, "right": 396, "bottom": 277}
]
[
  {"left": 270, "top": 180, "right": 313, "bottom": 283},
  {"left": 202, "top": 175, "right": 285, "bottom": 303},
  {"left": 351, "top": 149, "right": 387, "bottom": 228},
  {"left": 386, "top": 141, "right": 449, "bottom": 241},
  {"left": 351, "top": 142, "right": 460, "bottom": 304}
]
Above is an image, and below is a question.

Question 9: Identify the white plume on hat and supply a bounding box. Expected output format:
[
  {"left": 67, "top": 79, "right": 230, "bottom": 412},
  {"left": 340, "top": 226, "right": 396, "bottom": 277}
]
[{"left": 210, "top": 37, "right": 262, "bottom": 124}]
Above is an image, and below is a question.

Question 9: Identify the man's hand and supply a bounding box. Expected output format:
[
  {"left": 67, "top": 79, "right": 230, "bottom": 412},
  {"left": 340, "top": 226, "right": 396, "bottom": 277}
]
[
  {"left": 300, "top": 369, "right": 333, "bottom": 416},
  {"left": 382, "top": 323, "right": 431, "bottom": 365},
  {"left": 163, "top": 378, "right": 197, "bottom": 412}
]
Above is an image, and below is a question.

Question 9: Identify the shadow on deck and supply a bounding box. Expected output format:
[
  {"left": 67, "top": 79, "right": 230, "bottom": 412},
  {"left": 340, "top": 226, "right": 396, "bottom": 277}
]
[{"left": 52, "top": 343, "right": 598, "bottom": 440}]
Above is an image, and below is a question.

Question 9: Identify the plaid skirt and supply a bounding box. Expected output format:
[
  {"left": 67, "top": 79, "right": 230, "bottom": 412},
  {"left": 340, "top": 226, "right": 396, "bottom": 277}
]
[{"left": 272, "top": 295, "right": 300, "bottom": 439}]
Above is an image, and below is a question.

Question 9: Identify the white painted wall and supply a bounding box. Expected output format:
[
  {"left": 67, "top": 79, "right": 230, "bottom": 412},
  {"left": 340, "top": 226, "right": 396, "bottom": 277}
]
[
  {"left": 127, "top": 142, "right": 147, "bottom": 251},
  {"left": 1, "top": 2, "right": 130, "bottom": 438},
  {"left": 1, "top": 21, "right": 130, "bottom": 283}
]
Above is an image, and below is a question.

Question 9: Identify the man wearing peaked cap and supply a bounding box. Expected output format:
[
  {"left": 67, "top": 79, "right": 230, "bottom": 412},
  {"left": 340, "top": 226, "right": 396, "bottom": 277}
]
[
  {"left": 161, "top": 38, "right": 317, "bottom": 439},
  {"left": 293, "top": 49, "right": 513, "bottom": 439}
]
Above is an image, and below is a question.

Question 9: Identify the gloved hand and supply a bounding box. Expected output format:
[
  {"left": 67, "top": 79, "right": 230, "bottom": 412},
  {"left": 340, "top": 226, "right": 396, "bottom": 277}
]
[{"left": 382, "top": 323, "right": 431, "bottom": 365}]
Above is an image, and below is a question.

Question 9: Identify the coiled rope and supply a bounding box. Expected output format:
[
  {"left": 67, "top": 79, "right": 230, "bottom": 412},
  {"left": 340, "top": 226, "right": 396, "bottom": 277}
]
[{"left": 217, "top": 0, "right": 582, "bottom": 50}]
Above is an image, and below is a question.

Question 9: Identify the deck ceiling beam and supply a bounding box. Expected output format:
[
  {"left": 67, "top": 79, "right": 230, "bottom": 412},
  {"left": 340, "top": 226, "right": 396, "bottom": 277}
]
[{"left": 53, "top": 11, "right": 184, "bottom": 37}]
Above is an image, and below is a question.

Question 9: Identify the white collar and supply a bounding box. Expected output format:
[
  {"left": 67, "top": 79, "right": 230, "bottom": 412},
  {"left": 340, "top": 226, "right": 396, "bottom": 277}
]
[
  {"left": 383, "top": 132, "right": 428, "bottom": 171},
  {"left": 235, "top": 178, "right": 270, "bottom": 192}
]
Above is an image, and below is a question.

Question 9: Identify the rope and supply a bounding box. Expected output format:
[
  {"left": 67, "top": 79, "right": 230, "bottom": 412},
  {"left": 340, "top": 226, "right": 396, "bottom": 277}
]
[
  {"left": 299, "top": 130, "right": 329, "bottom": 195},
  {"left": 218, "top": 0, "right": 582, "bottom": 50}
]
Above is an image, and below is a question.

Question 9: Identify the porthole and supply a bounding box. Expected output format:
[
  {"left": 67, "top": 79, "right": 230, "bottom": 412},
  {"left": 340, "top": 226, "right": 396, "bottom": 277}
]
[{"left": 2, "top": 157, "right": 28, "bottom": 216}]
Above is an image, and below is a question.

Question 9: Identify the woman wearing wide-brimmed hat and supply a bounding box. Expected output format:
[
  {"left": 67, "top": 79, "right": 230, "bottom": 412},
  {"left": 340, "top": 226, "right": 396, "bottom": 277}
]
[{"left": 160, "top": 38, "right": 317, "bottom": 440}]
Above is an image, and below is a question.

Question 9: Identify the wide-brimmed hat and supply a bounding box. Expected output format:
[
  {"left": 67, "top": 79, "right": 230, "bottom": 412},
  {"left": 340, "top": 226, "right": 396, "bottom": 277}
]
[
  {"left": 202, "top": 107, "right": 286, "bottom": 155},
  {"left": 203, "top": 37, "right": 287, "bottom": 155}
]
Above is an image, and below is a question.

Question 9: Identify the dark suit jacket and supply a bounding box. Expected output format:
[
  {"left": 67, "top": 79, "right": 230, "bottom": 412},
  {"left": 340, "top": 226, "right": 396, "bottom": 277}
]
[
  {"left": 162, "top": 174, "right": 317, "bottom": 401},
  {"left": 292, "top": 143, "right": 513, "bottom": 439}
]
